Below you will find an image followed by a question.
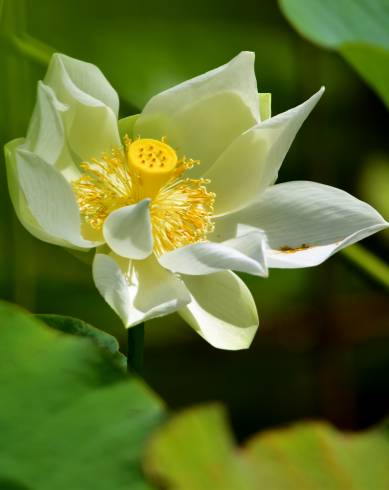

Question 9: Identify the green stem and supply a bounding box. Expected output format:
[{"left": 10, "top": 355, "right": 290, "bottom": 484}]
[
  {"left": 341, "top": 244, "right": 389, "bottom": 289},
  {"left": 0, "top": 0, "right": 53, "bottom": 67},
  {"left": 9, "top": 34, "right": 53, "bottom": 66},
  {"left": 127, "top": 323, "right": 144, "bottom": 374}
]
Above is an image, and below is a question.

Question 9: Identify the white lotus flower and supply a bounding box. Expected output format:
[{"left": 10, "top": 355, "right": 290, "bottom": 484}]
[{"left": 5, "top": 52, "right": 388, "bottom": 350}]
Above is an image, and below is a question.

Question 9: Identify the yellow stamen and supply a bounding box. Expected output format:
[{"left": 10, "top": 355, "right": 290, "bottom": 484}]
[{"left": 72, "top": 137, "right": 215, "bottom": 255}]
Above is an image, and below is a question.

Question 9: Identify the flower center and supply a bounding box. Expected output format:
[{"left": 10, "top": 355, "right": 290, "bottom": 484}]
[
  {"left": 128, "top": 138, "right": 178, "bottom": 198},
  {"left": 72, "top": 137, "right": 215, "bottom": 255}
]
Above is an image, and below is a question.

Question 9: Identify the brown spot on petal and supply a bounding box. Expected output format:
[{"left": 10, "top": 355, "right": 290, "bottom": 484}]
[{"left": 279, "top": 243, "right": 311, "bottom": 253}]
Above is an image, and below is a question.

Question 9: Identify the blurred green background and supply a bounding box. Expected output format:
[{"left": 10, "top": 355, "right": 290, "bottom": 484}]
[{"left": 0, "top": 0, "right": 388, "bottom": 440}]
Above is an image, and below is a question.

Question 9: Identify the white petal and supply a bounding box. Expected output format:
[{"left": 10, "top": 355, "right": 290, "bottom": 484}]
[
  {"left": 25, "top": 82, "right": 80, "bottom": 181},
  {"left": 103, "top": 200, "right": 153, "bottom": 260},
  {"left": 93, "top": 253, "right": 134, "bottom": 326},
  {"left": 205, "top": 88, "right": 324, "bottom": 216},
  {"left": 159, "top": 230, "right": 267, "bottom": 277},
  {"left": 134, "top": 52, "right": 259, "bottom": 177},
  {"left": 5, "top": 139, "right": 66, "bottom": 246},
  {"left": 266, "top": 228, "right": 385, "bottom": 268},
  {"left": 93, "top": 253, "right": 190, "bottom": 327},
  {"left": 179, "top": 271, "right": 259, "bottom": 350},
  {"left": 133, "top": 255, "right": 191, "bottom": 316},
  {"left": 14, "top": 146, "right": 96, "bottom": 249},
  {"left": 45, "top": 53, "right": 119, "bottom": 115},
  {"left": 26, "top": 82, "right": 67, "bottom": 165},
  {"left": 44, "top": 53, "right": 120, "bottom": 161},
  {"left": 218, "top": 181, "right": 388, "bottom": 268}
]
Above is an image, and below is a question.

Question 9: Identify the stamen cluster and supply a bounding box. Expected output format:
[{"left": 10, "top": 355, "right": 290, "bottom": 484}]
[{"left": 72, "top": 137, "right": 215, "bottom": 255}]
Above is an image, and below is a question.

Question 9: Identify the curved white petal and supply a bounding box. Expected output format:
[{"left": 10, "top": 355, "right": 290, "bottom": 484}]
[
  {"left": 103, "top": 200, "right": 153, "bottom": 260},
  {"left": 216, "top": 181, "right": 388, "bottom": 268},
  {"left": 179, "top": 271, "right": 259, "bottom": 350},
  {"left": 13, "top": 146, "right": 96, "bottom": 249},
  {"left": 45, "top": 53, "right": 119, "bottom": 115},
  {"left": 93, "top": 253, "right": 133, "bottom": 325},
  {"left": 134, "top": 52, "right": 259, "bottom": 177},
  {"left": 93, "top": 253, "right": 190, "bottom": 327},
  {"left": 266, "top": 226, "right": 386, "bottom": 268},
  {"left": 5, "top": 139, "right": 67, "bottom": 246},
  {"left": 206, "top": 88, "right": 324, "bottom": 216},
  {"left": 26, "top": 82, "right": 67, "bottom": 164},
  {"left": 133, "top": 256, "right": 191, "bottom": 315},
  {"left": 25, "top": 82, "right": 80, "bottom": 181},
  {"left": 159, "top": 230, "right": 267, "bottom": 277},
  {"left": 44, "top": 53, "right": 120, "bottom": 162}
]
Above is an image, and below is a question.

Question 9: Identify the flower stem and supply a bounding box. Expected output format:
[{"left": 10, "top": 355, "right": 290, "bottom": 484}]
[
  {"left": 341, "top": 244, "right": 389, "bottom": 289},
  {"left": 8, "top": 34, "right": 53, "bottom": 66},
  {"left": 127, "top": 323, "right": 144, "bottom": 374},
  {"left": 0, "top": 0, "right": 53, "bottom": 67}
]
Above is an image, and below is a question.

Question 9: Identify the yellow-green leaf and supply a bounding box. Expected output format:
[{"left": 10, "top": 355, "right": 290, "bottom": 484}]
[{"left": 145, "top": 404, "right": 389, "bottom": 489}]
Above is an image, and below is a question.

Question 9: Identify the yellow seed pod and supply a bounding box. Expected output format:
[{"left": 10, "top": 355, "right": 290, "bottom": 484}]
[{"left": 128, "top": 138, "right": 178, "bottom": 197}]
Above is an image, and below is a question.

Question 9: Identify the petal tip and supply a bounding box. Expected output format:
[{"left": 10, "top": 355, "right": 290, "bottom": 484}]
[
  {"left": 103, "top": 201, "right": 153, "bottom": 260},
  {"left": 239, "top": 50, "right": 255, "bottom": 59}
]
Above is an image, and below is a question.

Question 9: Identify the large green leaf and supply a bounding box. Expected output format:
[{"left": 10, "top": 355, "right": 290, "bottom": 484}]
[
  {"left": 0, "top": 301, "right": 165, "bottom": 490},
  {"left": 340, "top": 43, "right": 389, "bottom": 108},
  {"left": 279, "top": 0, "right": 389, "bottom": 49},
  {"left": 37, "top": 313, "right": 127, "bottom": 370},
  {"left": 145, "top": 404, "right": 389, "bottom": 489},
  {"left": 279, "top": 0, "right": 389, "bottom": 108}
]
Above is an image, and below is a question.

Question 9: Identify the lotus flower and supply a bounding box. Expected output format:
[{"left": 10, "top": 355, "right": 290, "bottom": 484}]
[{"left": 5, "top": 52, "right": 388, "bottom": 349}]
